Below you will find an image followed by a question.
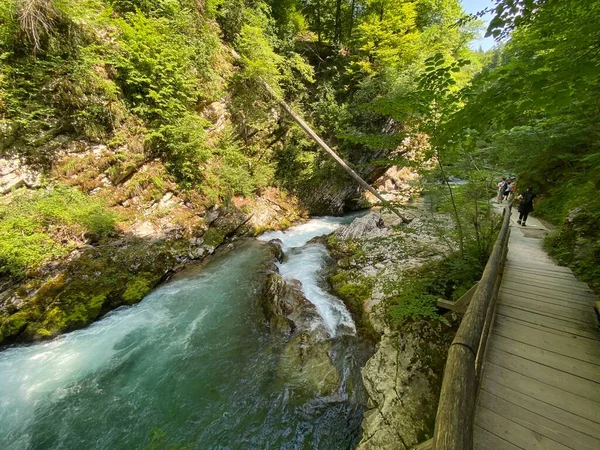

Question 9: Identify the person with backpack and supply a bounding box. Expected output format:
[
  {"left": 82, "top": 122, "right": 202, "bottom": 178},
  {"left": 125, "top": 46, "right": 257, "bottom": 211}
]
[
  {"left": 508, "top": 180, "right": 517, "bottom": 201},
  {"left": 517, "top": 187, "right": 536, "bottom": 226},
  {"left": 497, "top": 177, "right": 507, "bottom": 203},
  {"left": 503, "top": 180, "right": 512, "bottom": 201}
]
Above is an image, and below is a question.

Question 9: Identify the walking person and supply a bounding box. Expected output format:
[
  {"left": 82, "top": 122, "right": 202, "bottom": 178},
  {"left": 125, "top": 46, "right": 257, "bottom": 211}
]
[
  {"left": 503, "top": 180, "right": 512, "bottom": 201},
  {"left": 497, "top": 177, "right": 507, "bottom": 203},
  {"left": 508, "top": 180, "right": 517, "bottom": 201},
  {"left": 517, "top": 187, "right": 536, "bottom": 226}
]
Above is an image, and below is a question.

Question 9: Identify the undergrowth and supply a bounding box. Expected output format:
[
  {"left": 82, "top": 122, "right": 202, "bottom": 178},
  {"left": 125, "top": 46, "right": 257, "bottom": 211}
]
[
  {"left": 385, "top": 253, "right": 485, "bottom": 328},
  {"left": 0, "top": 184, "right": 116, "bottom": 278}
]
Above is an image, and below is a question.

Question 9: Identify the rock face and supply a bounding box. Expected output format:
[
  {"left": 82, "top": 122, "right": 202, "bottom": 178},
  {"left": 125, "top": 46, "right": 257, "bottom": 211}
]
[
  {"left": 371, "top": 166, "right": 421, "bottom": 204},
  {"left": 0, "top": 157, "right": 42, "bottom": 194},
  {"left": 358, "top": 322, "right": 455, "bottom": 450},
  {"left": 299, "top": 149, "right": 390, "bottom": 215},
  {"left": 327, "top": 209, "right": 457, "bottom": 447},
  {"left": 546, "top": 207, "right": 600, "bottom": 292}
]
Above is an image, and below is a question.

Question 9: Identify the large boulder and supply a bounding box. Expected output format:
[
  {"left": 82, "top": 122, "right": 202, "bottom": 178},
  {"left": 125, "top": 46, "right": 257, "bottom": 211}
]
[
  {"left": 335, "top": 213, "right": 390, "bottom": 240},
  {"left": 261, "top": 270, "right": 340, "bottom": 397},
  {"left": 261, "top": 273, "right": 325, "bottom": 335},
  {"left": 278, "top": 331, "right": 341, "bottom": 397}
]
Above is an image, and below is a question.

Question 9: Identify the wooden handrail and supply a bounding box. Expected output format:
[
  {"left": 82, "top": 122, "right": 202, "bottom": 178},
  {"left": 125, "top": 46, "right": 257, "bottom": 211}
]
[{"left": 431, "top": 204, "right": 512, "bottom": 449}]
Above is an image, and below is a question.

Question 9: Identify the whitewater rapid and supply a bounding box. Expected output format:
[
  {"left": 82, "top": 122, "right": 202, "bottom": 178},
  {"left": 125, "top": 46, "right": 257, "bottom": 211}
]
[{"left": 258, "top": 217, "right": 357, "bottom": 336}]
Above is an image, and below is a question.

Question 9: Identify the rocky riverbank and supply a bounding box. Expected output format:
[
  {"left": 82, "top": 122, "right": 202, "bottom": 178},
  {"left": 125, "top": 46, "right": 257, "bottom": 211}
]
[
  {"left": 0, "top": 149, "right": 307, "bottom": 347},
  {"left": 327, "top": 210, "right": 461, "bottom": 449}
]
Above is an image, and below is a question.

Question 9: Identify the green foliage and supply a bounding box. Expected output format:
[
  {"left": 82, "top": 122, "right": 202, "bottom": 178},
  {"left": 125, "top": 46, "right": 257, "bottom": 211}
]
[
  {"left": 0, "top": 185, "right": 116, "bottom": 278},
  {"left": 158, "top": 113, "right": 212, "bottom": 187},
  {"left": 544, "top": 208, "right": 600, "bottom": 293},
  {"left": 387, "top": 283, "right": 439, "bottom": 325},
  {"left": 202, "top": 128, "right": 273, "bottom": 200},
  {"left": 439, "top": 0, "right": 600, "bottom": 289},
  {"left": 386, "top": 253, "right": 484, "bottom": 327}
]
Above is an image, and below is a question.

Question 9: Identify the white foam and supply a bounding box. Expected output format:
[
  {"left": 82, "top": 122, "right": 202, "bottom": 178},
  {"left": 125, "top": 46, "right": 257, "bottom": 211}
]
[
  {"left": 259, "top": 216, "right": 358, "bottom": 337},
  {"left": 258, "top": 216, "right": 347, "bottom": 250}
]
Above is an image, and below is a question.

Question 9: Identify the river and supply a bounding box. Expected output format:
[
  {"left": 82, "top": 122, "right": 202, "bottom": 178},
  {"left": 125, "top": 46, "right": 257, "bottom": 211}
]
[{"left": 0, "top": 216, "right": 369, "bottom": 450}]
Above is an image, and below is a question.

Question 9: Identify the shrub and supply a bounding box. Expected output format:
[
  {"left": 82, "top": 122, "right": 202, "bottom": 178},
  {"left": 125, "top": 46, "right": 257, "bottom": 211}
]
[{"left": 385, "top": 254, "right": 484, "bottom": 328}]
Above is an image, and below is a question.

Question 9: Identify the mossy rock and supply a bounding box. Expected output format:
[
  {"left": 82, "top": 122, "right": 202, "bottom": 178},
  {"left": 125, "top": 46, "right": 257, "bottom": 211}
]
[
  {"left": 0, "top": 311, "right": 30, "bottom": 341},
  {"left": 202, "top": 228, "right": 226, "bottom": 247},
  {"left": 123, "top": 274, "right": 154, "bottom": 304},
  {"left": 329, "top": 270, "right": 379, "bottom": 342}
]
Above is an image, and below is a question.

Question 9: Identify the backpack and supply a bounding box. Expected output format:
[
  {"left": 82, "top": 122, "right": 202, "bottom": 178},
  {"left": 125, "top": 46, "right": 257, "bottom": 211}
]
[{"left": 521, "top": 191, "right": 534, "bottom": 205}]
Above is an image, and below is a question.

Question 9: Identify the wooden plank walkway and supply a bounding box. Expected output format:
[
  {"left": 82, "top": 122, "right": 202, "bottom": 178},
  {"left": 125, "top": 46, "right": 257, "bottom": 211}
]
[{"left": 474, "top": 207, "right": 600, "bottom": 450}]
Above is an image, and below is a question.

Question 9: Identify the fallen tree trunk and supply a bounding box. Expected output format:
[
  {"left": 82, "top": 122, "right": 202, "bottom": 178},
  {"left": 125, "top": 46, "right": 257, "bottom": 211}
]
[{"left": 231, "top": 49, "right": 410, "bottom": 223}]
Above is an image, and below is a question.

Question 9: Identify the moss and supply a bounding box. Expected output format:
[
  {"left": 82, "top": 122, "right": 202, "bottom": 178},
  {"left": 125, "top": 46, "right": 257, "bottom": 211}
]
[
  {"left": 279, "top": 218, "right": 292, "bottom": 230},
  {"left": 202, "top": 228, "right": 226, "bottom": 247},
  {"left": 329, "top": 270, "right": 379, "bottom": 342},
  {"left": 2, "top": 237, "right": 179, "bottom": 344},
  {"left": 123, "top": 274, "right": 153, "bottom": 304},
  {"left": 0, "top": 311, "right": 31, "bottom": 340}
]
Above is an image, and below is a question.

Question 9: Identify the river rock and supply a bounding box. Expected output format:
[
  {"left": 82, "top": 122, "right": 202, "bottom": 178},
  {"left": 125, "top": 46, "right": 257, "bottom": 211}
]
[
  {"left": 278, "top": 331, "right": 340, "bottom": 397},
  {"left": 335, "top": 213, "right": 390, "bottom": 240},
  {"left": 261, "top": 272, "right": 340, "bottom": 396},
  {"left": 267, "top": 239, "right": 285, "bottom": 262},
  {"left": 261, "top": 273, "right": 323, "bottom": 335},
  {"left": 357, "top": 321, "right": 455, "bottom": 450}
]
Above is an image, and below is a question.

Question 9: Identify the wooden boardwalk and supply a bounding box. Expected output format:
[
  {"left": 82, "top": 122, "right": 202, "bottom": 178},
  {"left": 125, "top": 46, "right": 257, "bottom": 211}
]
[{"left": 473, "top": 208, "right": 600, "bottom": 449}]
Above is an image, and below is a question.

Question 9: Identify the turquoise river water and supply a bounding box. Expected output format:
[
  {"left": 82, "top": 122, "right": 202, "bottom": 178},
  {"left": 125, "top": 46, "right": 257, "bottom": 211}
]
[{"left": 0, "top": 216, "right": 369, "bottom": 450}]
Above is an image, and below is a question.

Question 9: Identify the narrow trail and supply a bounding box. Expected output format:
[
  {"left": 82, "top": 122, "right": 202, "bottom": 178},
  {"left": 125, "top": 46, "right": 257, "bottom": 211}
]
[{"left": 474, "top": 206, "right": 600, "bottom": 449}]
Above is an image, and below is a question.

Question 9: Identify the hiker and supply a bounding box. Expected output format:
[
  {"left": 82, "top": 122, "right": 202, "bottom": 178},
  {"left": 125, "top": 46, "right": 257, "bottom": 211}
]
[
  {"left": 508, "top": 180, "right": 517, "bottom": 201},
  {"left": 503, "top": 180, "right": 512, "bottom": 201},
  {"left": 497, "top": 177, "right": 507, "bottom": 203},
  {"left": 517, "top": 187, "right": 536, "bottom": 226}
]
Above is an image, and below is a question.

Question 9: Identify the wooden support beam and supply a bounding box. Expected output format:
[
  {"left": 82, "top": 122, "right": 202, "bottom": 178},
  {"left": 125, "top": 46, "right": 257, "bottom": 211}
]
[
  {"left": 437, "top": 282, "right": 479, "bottom": 313},
  {"left": 412, "top": 438, "right": 433, "bottom": 450}
]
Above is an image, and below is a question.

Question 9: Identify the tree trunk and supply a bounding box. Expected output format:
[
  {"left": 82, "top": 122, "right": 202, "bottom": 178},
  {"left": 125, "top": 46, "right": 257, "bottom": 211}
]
[
  {"left": 230, "top": 49, "right": 410, "bottom": 223},
  {"left": 334, "top": 0, "right": 343, "bottom": 44},
  {"left": 349, "top": 0, "right": 356, "bottom": 39},
  {"left": 316, "top": 0, "right": 322, "bottom": 43}
]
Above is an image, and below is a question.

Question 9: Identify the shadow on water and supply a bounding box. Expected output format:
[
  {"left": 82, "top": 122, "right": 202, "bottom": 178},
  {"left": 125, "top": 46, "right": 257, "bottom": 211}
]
[{"left": 0, "top": 221, "right": 370, "bottom": 450}]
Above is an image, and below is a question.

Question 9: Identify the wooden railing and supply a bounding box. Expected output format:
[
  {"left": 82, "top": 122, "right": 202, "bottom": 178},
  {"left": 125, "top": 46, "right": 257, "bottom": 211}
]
[{"left": 430, "top": 204, "right": 512, "bottom": 449}]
